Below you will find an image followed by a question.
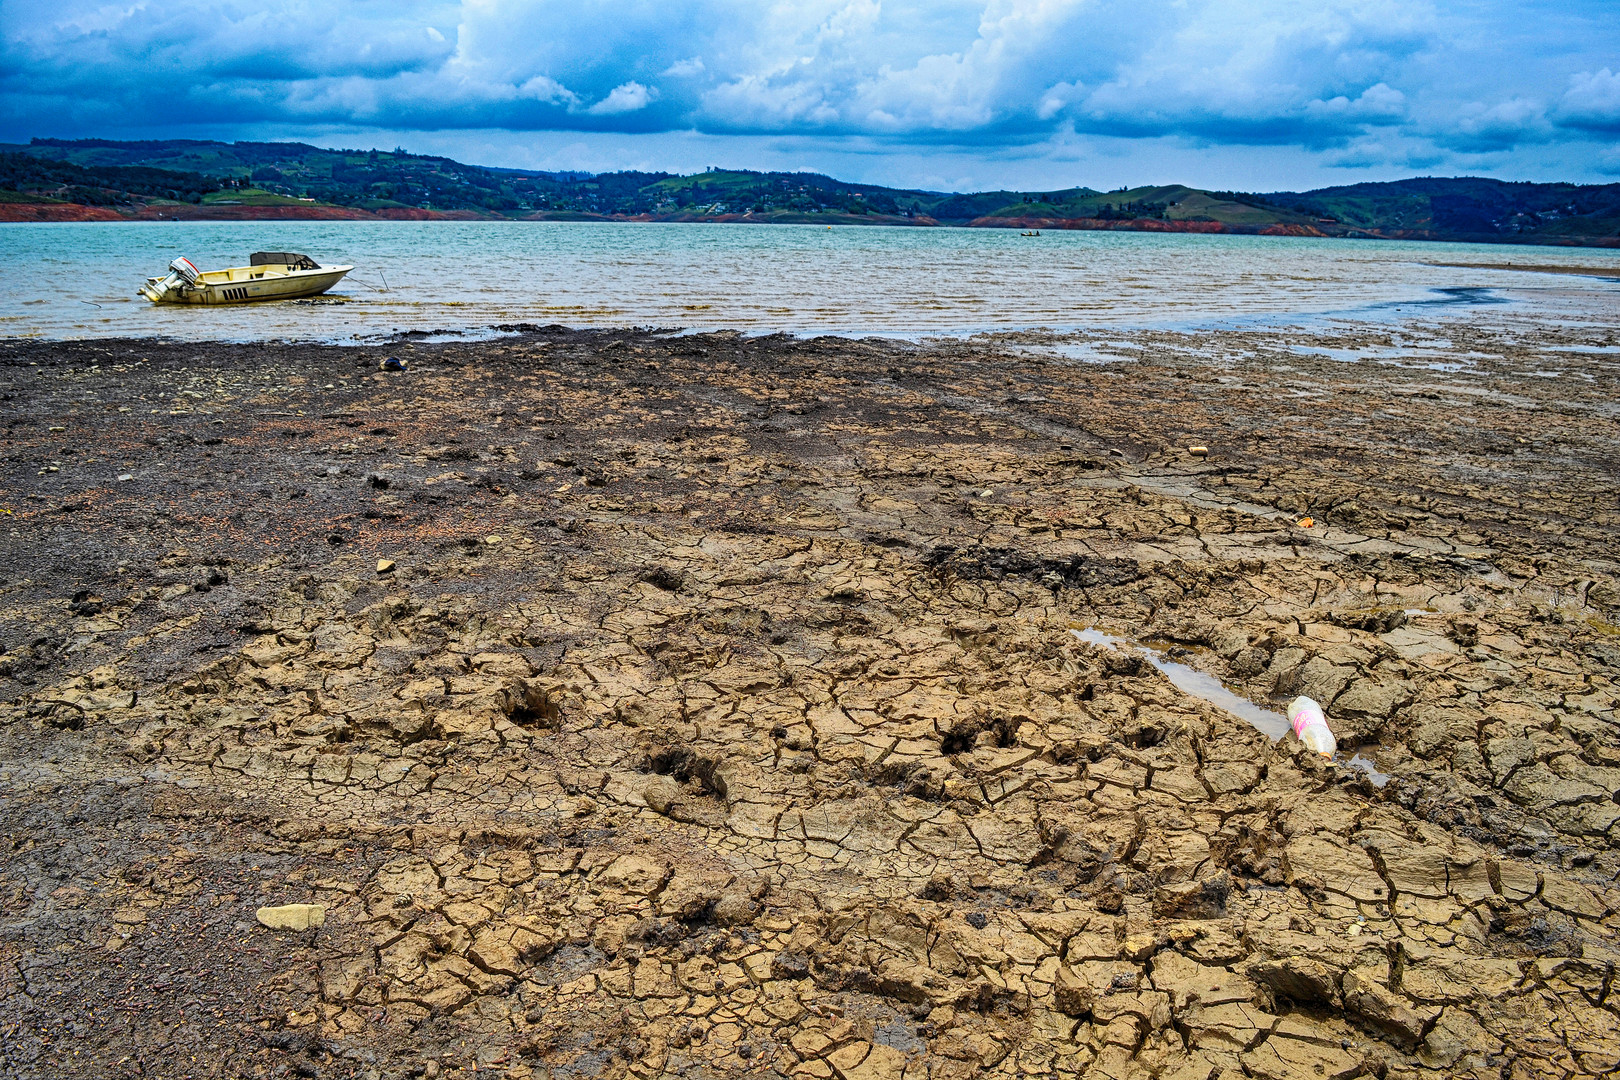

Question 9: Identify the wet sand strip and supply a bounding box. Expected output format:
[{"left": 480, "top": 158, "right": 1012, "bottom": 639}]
[{"left": 1426, "top": 259, "right": 1620, "bottom": 278}]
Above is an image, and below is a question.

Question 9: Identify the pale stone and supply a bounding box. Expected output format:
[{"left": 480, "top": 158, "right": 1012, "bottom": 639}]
[
  {"left": 1120, "top": 932, "right": 1162, "bottom": 961},
  {"left": 256, "top": 903, "right": 327, "bottom": 931}
]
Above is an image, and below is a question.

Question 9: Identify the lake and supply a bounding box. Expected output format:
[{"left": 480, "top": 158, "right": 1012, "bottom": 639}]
[{"left": 2, "top": 220, "right": 1617, "bottom": 342}]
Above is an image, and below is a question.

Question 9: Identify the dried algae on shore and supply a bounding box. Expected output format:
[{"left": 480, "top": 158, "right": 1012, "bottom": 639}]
[{"left": 1, "top": 316, "right": 1618, "bottom": 1080}]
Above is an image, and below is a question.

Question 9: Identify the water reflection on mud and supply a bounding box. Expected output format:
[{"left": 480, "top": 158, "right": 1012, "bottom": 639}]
[{"left": 1071, "top": 627, "right": 1390, "bottom": 786}]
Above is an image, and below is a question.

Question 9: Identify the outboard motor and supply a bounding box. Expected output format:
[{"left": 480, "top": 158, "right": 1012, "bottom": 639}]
[{"left": 140, "top": 256, "right": 200, "bottom": 302}]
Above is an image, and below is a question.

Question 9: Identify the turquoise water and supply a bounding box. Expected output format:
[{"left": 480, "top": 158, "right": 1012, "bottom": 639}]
[{"left": 2, "top": 220, "right": 1617, "bottom": 341}]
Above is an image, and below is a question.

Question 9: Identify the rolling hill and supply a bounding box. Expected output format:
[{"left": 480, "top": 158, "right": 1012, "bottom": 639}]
[
  {"left": 1261, "top": 177, "right": 1620, "bottom": 244},
  {"left": 2, "top": 138, "right": 1617, "bottom": 246}
]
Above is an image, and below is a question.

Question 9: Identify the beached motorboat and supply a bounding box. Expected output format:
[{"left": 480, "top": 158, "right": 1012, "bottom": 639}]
[{"left": 139, "top": 252, "right": 353, "bottom": 305}]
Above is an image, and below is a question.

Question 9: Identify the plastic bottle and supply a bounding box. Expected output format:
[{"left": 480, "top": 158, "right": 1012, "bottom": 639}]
[{"left": 1287, "top": 696, "right": 1336, "bottom": 757}]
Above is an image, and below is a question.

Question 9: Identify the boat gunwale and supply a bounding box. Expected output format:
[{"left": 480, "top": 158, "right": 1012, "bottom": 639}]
[{"left": 193, "top": 263, "right": 355, "bottom": 285}]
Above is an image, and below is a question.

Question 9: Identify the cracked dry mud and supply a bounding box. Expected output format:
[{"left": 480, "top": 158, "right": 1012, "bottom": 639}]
[{"left": 2, "top": 315, "right": 1619, "bottom": 1080}]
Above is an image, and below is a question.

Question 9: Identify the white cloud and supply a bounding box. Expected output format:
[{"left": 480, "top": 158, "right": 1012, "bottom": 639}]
[
  {"left": 1037, "top": 82, "right": 1083, "bottom": 122},
  {"left": 588, "top": 81, "right": 657, "bottom": 115},
  {"left": 1304, "top": 83, "right": 1406, "bottom": 123},
  {"left": 519, "top": 76, "right": 579, "bottom": 107},
  {"left": 663, "top": 57, "right": 705, "bottom": 77}
]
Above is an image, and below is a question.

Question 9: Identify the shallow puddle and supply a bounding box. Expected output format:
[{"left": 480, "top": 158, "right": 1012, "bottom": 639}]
[
  {"left": 1288, "top": 342, "right": 1489, "bottom": 373},
  {"left": 1007, "top": 342, "right": 1139, "bottom": 364},
  {"left": 1072, "top": 627, "right": 1389, "bottom": 785}
]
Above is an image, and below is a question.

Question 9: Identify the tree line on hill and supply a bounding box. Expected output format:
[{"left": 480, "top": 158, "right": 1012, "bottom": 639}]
[
  {"left": 0, "top": 152, "right": 220, "bottom": 205},
  {"left": 2, "top": 138, "right": 1617, "bottom": 245}
]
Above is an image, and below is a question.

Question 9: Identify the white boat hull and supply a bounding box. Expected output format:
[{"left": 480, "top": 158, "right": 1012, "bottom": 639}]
[{"left": 140, "top": 264, "right": 353, "bottom": 305}]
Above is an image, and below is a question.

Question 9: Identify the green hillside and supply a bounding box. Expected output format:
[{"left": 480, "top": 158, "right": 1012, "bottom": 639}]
[
  {"left": 5, "top": 138, "right": 596, "bottom": 214},
  {"left": 0, "top": 151, "right": 221, "bottom": 205},
  {"left": 1262, "top": 177, "right": 1620, "bottom": 242},
  {"left": 640, "top": 169, "right": 941, "bottom": 217},
  {"left": 5, "top": 138, "right": 1619, "bottom": 245},
  {"left": 975, "top": 184, "right": 1320, "bottom": 227}
]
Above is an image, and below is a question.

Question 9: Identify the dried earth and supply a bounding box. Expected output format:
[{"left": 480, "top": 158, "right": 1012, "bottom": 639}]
[{"left": 1, "top": 312, "right": 1618, "bottom": 1080}]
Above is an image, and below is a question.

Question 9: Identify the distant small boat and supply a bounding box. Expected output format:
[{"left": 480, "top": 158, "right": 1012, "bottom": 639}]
[
  {"left": 139, "top": 252, "right": 353, "bottom": 305},
  {"left": 1021, "top": 230, "right": 1042, "bottom": 237}
]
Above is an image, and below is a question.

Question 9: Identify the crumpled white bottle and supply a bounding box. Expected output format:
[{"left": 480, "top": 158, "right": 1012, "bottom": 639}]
[{"left": 1287, "top": 696, "right": 1336, "bottom": 757}]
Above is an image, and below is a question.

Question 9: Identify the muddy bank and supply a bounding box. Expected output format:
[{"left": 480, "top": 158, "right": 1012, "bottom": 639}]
[{"left": 1, "top": 318, "right": 1618, "bottom": 1080}]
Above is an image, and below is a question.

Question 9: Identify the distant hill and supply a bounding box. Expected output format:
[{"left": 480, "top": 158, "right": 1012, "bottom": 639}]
[
  {"left": 0, "top": 139, "right": 589, "bottom": 217},
  {"left": 2, "top": 138, "right": 1617, "bottom": 246},
  {"left": 0, "top": 152, "right": 220, "bottom": 205},
  {"left": 1260, "top": 177, "right": 1620, "bottom": 245},
  {"left": 950, "top": 184, "right": 1328, "bottom": 235}
]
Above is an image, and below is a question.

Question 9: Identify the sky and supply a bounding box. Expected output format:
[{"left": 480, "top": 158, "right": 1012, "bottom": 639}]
[{"left": 2, "top": 0, "right": 1618, "bottom": 192}]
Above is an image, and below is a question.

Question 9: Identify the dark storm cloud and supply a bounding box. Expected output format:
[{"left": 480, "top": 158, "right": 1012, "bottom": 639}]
[{"left": 2, "top": 1, "right": 1617, "bottom": 175}]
